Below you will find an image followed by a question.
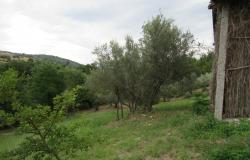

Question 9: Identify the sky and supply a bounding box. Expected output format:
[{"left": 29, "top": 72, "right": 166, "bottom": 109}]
[{"left": 0, "top": 0, "right": 213, "bottom": 64}]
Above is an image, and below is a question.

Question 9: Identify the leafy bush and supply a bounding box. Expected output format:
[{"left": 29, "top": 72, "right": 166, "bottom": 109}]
[
  {"left": 53, "top": 85, "right": 97, "bottom": 114},
  {"left": 160, "top": 82, "right": 182, "bottom": 100},
  {"left": 217, "top": 120, "right": 250, "bottom": 138},
  {"left": 53, "top": 89, "right": 77, "bottom": 114},
  {"left": 192, "top": 94, "right": 210, "bottom": 115},
  {"left": 74, "top": 85, "right": 96, "bottom": 110},
  {"left": 195, "top": 73, "right": 211, "bottom": 89},
  {"left": 95, "top": 92, "right": 116, "bottom": 105},
  {"left": 0, "top": 69, "right": 19, "bottom": 128},
  {"left": 0, "top": 110, "right": 15, "bottom": 128},
  {"left": 2, "top": 104, "right": 89, "bottom": 160}
]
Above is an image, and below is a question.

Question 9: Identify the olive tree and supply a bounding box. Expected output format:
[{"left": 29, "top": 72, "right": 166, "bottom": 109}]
[
  {"left": 122, "top": 36, "right": 143, "bottom": 113},
  {"left": 91, "top": 41, "right": 125, "bottom": 119},
  {"left": 140, "top": 15, "right": 193, "bottom": 111}
]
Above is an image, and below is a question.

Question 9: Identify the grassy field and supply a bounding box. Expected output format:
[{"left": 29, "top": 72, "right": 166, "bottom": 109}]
[{"left": 1, "top": 98, "right": 250, "bottom": 160}]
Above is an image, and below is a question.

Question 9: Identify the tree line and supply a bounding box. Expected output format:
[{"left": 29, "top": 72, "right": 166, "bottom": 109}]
[
  {"left": 0, "top": 60, "right": 97, "bottom": 129},
  {"left": 0, "top": 60, "right": 97, "bottom": 159}
]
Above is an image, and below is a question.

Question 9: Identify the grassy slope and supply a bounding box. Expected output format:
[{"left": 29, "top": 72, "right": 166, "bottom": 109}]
[{"left": 1, "top": 98, "right": 250, "bottom": 160}]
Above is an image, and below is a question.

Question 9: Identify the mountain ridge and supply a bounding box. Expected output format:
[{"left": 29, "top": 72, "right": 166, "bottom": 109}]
[{"left": 0, "top": 50, "right": 82, "bottom": 67}]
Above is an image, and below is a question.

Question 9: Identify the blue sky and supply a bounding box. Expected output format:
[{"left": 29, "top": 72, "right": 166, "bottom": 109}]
[{"left": 0, "top": 0, "right": 213, "bottom": 64}]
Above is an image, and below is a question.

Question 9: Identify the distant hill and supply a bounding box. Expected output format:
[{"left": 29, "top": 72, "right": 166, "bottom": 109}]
[
  {"left": 0, "top": 51, "right": 32, "bottom": 62},
  {"left": 31, "top": 54, "right": 81, "bottom": 67},
  {"left": 0, "top": 51, "right": 82, "bottom": 67}
]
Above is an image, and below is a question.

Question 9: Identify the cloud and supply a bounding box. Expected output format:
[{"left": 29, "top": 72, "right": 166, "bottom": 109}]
[{"left": 0, "top": 0, "right": 213, "bottom": 64}]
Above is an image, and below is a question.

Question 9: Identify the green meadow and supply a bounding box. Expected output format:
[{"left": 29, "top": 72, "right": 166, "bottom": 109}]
[{"left": 1, "top": 98, "right": 250, "bottom": 160}]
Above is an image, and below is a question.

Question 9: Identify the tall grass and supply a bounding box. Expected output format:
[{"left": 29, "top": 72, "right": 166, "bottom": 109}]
[{"left": 1, "top": 97, "right": 250, "bottom": 159}]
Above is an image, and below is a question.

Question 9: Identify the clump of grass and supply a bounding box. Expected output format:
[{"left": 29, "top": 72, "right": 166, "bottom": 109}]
[
  {"left": 194, "top": 114, "right": 218, "bottom": 132},
  {"left": 208, "top": 138, "right": 250, "bottom": 160},
  {"left": 186, "top": 110, "right": 250, "bottom": 159},
  {"left": 188, "top": 113, "right": 250, "bottom": 139}
]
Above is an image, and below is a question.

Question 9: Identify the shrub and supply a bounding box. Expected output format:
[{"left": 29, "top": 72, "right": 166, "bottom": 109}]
[
  {"left": 2, "top": 104, "right": 89, "bottom": 160},
  {"left": 217, "top": 120, "right": 250, "bottom": 138},
  {"left": 209, "top": 144, "right": 250, "bottom": 160},
  {"left": 184, "top": 92, "right": 192, "bottom": 98},
  {"left": 193, "top": 114, "right": 218, "bottom": 132},
  {"left": 160, "top": 83, "right": 179, "bottom": 100},
  {"left": 73, "top": 85, "right": 96, "bottom": 110},
  {"left": 191, "top": 114, "right": 250, "bottom": 139},
  {"left": 195, "top": 73, "right": 211, "bottom": 89},
  {"left": 192, "top": 94, "right": 210, "bottom": 115},
  {"left": 53, "top": 85, "right": 97, "bottom": 113},
  {"left": 53, "top": 89, "right": 77, "bottom": 114}
]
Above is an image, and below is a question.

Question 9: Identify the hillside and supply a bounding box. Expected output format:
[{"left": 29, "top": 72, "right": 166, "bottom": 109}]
[
  {"left": 1, "top": 97, "right": 250, "bottom": 160},
  {"left": 0, "top": 50, "right": 81, "bottom": 67}
]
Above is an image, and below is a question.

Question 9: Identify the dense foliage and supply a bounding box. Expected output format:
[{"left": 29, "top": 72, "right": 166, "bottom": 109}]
[
  {"left": 0, "top": 60, "right": 96, "bottom": 159},
  {"left": 2, "top": 104, "right": 89, "bottom": 160},
  {"left": 87, "top": 14, "right": 213, "bottom": 119},
  {"left": 0, "top": 69, "right": 19, "bottom": 127},
  {"left": 0, "top": 60, "right": 96, "bottom": 129}
]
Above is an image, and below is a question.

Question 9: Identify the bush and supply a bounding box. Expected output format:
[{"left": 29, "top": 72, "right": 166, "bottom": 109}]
[
  {"left": 195, "top": 73, "right": 211, "bottom": 89},
  {"left": 3, "top": 104, "right": 89, "bottom": 160},
  {"left": 193, "top": 114, "right": 218, "bottom": 132},
  {"left": 191, "top": 114, "right": 250, "bottom": 138},
  {"left": 95, "top": 92, "right": 116, "bottom": 106},
  {"left": 184, "top": 92, "right": 192, "bottom": 98},
  {"left": 160, "top": 83, "right": 179, "bottom": 100},
  {"left": 217, "top": 120, "right": 250, "bottom": 138},
  {"left": 192, "top": 94, "right": 210, "bottom": 115},
  {"left": 53, "top": 85, "right": 97, "bottom": 113},
  {"left": 53, "top": 89, "right": 77, "bottom": 114},
  {"left": 74, "top": 85, "right": 96, "bottom": 110}
]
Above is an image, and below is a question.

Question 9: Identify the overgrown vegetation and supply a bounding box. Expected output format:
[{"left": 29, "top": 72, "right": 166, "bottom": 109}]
[
  {"left": 0, "top": 60, "right": 96, "bottom": 129},
  {"left": 1, "top": 97, "right": 250, "bottom": 159},
  {"left": 0, "top": 14, "right": 217, "bottom": 159},
  {"left": 1, "top": 104, "right": 88, "bottom": 160}
]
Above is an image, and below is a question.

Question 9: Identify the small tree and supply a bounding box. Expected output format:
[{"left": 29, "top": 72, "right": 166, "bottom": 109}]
[
  {"left": 3, "top": 104, "right": 89, "bottom": 160},
  {"left": 140, "top": 14, "right": 193, "bottom": 111},
  {"left": 122, "top": 36, "right": 143, "bottom": 113},
  {"left": 92, "top": 41, "right": 125, "bottom": 119}
]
